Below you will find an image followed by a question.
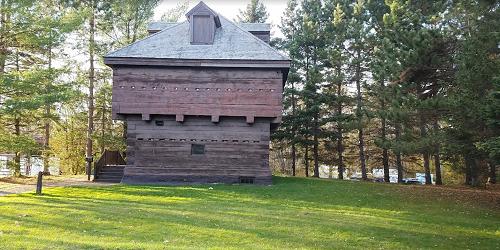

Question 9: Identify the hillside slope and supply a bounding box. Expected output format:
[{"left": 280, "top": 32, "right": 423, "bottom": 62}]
[{"left": 0, "top": 177, "right": 498, "bottom": 249}]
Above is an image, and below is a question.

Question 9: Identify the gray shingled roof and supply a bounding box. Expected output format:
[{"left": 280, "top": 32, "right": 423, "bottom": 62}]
[{"left": 106, "top": 15, "right": 288, "bottom": 61}]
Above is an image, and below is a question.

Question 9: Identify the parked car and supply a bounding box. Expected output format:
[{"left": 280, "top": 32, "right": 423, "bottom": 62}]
[
  {"left": 349, "top": 176, "right": 361, "bottom": 181},
  {"left": 402, "top": 178, "right": 422, "bottom": 185}
]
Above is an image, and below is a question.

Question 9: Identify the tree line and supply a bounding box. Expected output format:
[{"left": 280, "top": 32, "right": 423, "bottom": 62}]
[
  {"left": 271, "top": 0, "right": 499, "bottom": 187},
  {"left": 0, "top": 0, "right": 190, "bottom": 176},
  {"left": 0, "top": 0, "right": 498, "bottom": 187},
  {"left": 0, "top": 0, "right": 266, "bottom": 177}
]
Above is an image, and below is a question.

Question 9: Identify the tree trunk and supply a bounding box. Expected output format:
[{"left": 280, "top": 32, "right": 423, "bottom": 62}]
[
  {"left": 43, "top": 46, "right": 52, "bottom": 173},
  {"left": 419, "top": 117, "right": 432, "bottom": 185},
  {"left": 100, "top": 91, "right": 106, "bottom": 154},
  {"left": 465, "top": 154, "right": 472, "bottom": 185},
  {"left": 0, "top": 0, "right": 7, "bottom": 75},
  {"left": 489, "top": 161, "right": 496, "bottom": 184},
  {"left": 86, "top": 1, "right": 96, "bottom": 180},
  {"left": 336, "top": 76, "right": 344, "bottom": 180},
  {"left": 395, "top": 123, "right": 403, "bottom": 183},
  {"left": 433, "top": 122, "right": 442, "bottom": 185},
  {"left": 337, "top": 134, "right": 344, "bottom": 180},
  {"left": 355, "top": 50, "right": 367, "bottom": 180},
  {"left": 423, "top": 152, "right": 431, "bottom": 185},
  {"left": 291, "top": 81, "right": 297, "bottom": 176},
  {"left": 313, "top": 114, "right": 319, "bottom": 178},
  {"left": 43, "top": 104, "right": 50, "bottom": 172},
  {"left": 380, "top": 80, "right": 389, "bottom": 183},
  {"left": 469, "top": 158, "right": 480, "bottom": 187},
  {"left": 14, "top": 117, "right": 21, "bottom": 177},
  {"left": 291, "top": 143, "right": 296, "bottom": 176},
  {"left": 381, "top": 118, "right": 389, "bottom": 182},
  {"left": 304, "top": 145, "right": 309, "bottom": 177}
]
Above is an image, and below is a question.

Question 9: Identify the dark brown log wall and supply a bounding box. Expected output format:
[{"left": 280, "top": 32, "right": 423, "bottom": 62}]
[
  {"left": 123, "top": 115, "right": 272, "bottom": 184},
  {"left": 111, "top": 67, "right": 283, "bottom": 121}
]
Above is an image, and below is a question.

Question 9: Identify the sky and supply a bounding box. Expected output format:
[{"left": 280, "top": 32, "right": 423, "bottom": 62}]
[{"left": 154, "top": 0, "right": 288, "bottom": 37}]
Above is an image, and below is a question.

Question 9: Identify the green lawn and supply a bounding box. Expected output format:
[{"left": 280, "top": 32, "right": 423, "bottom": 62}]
[{"left": 0, "top": 177, "right": 498, "bottom": 249}]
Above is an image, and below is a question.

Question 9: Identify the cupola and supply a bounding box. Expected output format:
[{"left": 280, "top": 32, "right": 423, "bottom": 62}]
[{"left": 186, "top": 1, "right": 221, "bottom": 45}]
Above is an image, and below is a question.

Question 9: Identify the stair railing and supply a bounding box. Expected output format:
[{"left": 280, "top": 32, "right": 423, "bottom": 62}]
[
  {"left": 93, "top": 150, "right": 126, "bottom": 181},
  {"left": 93, "top": 153, "right": 107, "bottom": 180}
]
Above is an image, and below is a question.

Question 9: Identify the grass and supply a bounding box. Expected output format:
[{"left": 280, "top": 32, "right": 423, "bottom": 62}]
[{"left": 0, "top": 177, "right": 498, "bottom": 249}]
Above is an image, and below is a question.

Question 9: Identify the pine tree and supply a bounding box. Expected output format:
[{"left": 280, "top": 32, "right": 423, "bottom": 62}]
[
  {"left": 344, "top": 0, "right": 371, "bottom": 180},
  {"left": 443, "top": 0, "right": 499, "bottom": 186},
  {"left": 236, "top": 0, "right": 269, "bottom": 23},
  {"left": 322, "top": 0, "right": 355, "bottom": 180},
  {"left": 275, "top": 0, "right": 300, "bottom": 176},
  {"left": 0, "top": 0, "right": 78, "bottom": 176}
]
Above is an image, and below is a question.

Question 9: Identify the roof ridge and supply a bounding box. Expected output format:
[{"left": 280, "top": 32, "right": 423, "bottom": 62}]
[{"left": 106, "top": 21, "right": 186, "bottom": 57}]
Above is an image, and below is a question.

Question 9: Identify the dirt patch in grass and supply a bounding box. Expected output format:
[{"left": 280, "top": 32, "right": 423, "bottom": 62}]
[
  {"left": 0, "top": 175, "right": 112, "bottom": 196},
  {"left": 391, "top": 183, "right": 500, "bottom": 209},
  {"left": 0, "top": 175, "right": 87, "bottom": 185}
]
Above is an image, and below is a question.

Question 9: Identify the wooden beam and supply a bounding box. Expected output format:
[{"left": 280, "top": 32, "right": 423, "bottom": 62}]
[
  {"left": 246, "top": 116, "right": 254, "bottom": 124},
  {"left": 176, "top": 114, "right": 184, "bottom": 123},
  {"left": 211, "top": 115, "right": 219, "bottom": 123},
  {"left": 142, "top": 113, "right": 150, "bottom": 121}
]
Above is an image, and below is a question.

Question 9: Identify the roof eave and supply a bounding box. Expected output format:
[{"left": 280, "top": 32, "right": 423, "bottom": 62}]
[{"left": 104, "top": 57, "right": 291, "bottom": 69}]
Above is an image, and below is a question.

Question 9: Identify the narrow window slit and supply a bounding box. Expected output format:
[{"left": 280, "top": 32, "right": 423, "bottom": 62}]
[{"left": 239, "top": 176, "right": 255, "bottom": 184}]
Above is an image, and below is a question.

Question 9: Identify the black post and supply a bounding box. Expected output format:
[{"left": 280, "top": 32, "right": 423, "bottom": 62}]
[
  {"left": 36, "top": 171, "right": 43, "bottom": 195},
  {"left": 86, "top": 157, "right": 93, "bottom": 181}
]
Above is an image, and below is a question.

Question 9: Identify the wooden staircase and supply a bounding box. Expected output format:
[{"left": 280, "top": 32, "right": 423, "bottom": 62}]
[
  {"left": 93, "top": 150, "right": 126, "bottom": 183},
  {"left": 94, "top": 165, "right": 125, "bottom": 183}
]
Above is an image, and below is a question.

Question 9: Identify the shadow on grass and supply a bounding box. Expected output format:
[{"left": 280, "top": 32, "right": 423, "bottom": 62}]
[{"left": 0, "top": 176, "right": 499, "bottom": 249}]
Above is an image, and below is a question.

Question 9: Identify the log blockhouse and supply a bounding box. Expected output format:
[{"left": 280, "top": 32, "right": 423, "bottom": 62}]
[{"left": 104, "top": 1, "right": 290, "bottom": 184}]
